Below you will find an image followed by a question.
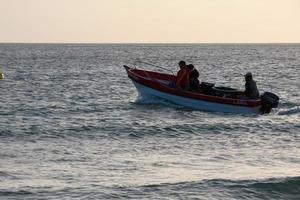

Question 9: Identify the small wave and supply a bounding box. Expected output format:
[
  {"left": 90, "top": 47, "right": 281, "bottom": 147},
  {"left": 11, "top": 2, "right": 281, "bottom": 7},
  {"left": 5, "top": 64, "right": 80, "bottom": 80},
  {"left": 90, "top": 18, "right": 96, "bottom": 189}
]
[
  {"left": 0, "top": 190, "right": 34, "bottom": 196},
  {"left": 114, "top": 176, "right": 300, "bottom": 199},
  {"left": 0, "top": 171, "right": 17, "bottom": 180},
  {"left": 277, "top": 106, "right": 300, "bottom": 115}
]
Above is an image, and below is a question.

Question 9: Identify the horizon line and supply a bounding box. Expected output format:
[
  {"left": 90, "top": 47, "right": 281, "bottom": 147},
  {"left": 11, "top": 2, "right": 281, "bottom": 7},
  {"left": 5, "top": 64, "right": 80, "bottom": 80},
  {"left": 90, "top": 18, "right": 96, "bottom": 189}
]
[{"left": 0, "top": 42, "right": 300, "bottom": 45}]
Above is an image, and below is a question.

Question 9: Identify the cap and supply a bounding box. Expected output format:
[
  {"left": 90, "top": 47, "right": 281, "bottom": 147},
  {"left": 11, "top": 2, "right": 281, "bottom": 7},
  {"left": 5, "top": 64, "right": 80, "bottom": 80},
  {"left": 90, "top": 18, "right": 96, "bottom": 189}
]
[{"left": 245, "top": 72, "right": 252, "bottom": 77}]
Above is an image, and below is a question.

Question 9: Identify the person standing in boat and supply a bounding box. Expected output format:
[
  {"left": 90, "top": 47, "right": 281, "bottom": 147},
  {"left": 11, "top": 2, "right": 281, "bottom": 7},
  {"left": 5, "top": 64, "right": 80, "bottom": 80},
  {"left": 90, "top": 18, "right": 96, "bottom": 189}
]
[
  {"left": 187, "top": 64, "right": 200, "bottom": 91},
  {"left": 176, "top": 61, "right": 190, "bottom": 90},
  {"left": 244, "top": 72, "right": 259, "bottom": 99}
]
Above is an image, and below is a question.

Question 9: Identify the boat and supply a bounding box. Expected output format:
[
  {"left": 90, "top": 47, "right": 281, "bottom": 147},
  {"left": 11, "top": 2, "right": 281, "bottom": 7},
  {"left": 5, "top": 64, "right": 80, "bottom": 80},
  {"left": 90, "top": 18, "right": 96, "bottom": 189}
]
[{"left": 124, "top": 65, "right": 279, "bottom": 114}]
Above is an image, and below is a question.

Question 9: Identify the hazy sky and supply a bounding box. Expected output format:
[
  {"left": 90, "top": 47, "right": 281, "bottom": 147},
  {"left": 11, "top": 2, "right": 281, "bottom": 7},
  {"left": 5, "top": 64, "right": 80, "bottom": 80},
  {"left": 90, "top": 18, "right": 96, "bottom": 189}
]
[{"left": 0, "top": 0, "right": 299, "bottom": 43}]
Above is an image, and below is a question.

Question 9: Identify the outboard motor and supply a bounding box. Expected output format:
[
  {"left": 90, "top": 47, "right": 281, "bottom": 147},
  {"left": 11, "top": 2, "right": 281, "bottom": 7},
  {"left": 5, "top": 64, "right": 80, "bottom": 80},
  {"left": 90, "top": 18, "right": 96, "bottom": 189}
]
[{"left": 260, "top": 92, "right": 279, "bottom": 114}]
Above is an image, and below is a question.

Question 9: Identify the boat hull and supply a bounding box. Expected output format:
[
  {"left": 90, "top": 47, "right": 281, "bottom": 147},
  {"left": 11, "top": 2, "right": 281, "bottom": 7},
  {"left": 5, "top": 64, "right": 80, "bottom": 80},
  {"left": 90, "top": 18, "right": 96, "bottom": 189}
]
[{"left": 131, "top": 80, "right": 261, "bottom": 114}]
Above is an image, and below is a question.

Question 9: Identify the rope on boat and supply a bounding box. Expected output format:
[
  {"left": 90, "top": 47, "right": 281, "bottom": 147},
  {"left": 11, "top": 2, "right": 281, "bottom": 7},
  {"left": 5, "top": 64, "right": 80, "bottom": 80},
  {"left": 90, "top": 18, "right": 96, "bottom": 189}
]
[{"left": 134, "top": 61, "right": 175, "bottom": 75}]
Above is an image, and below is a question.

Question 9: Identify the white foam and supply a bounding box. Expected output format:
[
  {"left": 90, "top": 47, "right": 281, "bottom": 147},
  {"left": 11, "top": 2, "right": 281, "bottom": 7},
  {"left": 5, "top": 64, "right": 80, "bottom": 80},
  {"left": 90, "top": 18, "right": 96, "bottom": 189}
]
[{"left": 277, "top": 106, "right": 300, "bottom": 115}]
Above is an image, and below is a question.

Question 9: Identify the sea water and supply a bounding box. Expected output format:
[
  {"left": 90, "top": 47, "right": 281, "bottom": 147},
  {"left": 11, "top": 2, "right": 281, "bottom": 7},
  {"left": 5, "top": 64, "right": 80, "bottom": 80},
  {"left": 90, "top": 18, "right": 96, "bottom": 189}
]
[{"left": 0, "top": 44, "right": 299, "bottom": 199}]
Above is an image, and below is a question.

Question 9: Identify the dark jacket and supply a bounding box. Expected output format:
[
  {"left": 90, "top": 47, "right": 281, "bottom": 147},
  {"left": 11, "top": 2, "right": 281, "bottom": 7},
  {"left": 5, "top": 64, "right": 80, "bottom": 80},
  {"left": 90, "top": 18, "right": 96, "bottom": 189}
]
[
  {"left": 245, "top": 80, "right": 259, "bottom": 99},
  {"left": 187, "top": 65, "right": 200, "bottom": 91}
]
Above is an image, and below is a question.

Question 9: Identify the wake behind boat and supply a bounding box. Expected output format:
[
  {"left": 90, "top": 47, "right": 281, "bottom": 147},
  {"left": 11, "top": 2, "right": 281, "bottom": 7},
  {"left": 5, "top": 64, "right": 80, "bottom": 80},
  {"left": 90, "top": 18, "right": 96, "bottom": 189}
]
[{"left": 124, "top": 65, "right": 279, "bottom": 114}]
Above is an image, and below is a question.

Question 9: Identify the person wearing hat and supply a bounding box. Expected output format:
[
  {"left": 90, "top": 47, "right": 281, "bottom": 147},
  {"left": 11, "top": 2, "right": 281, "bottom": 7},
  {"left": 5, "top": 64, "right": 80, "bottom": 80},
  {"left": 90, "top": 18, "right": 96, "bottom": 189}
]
[{"left": 244, "top": 72, "right": 259, "bottom": 99}]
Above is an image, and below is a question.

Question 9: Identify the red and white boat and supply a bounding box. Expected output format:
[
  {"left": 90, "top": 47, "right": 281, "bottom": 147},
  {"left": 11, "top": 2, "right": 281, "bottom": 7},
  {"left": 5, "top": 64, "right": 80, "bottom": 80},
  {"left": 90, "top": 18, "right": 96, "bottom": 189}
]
[{"left": 124, "top": 65, "right": 279, "bottom": 114}]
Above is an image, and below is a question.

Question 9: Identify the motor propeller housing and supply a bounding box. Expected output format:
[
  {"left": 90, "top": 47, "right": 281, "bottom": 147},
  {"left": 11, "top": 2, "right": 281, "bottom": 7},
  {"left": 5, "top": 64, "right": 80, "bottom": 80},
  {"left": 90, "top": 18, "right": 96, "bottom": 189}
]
[{"left": 260, "top": 92, "right": 280, "bottom": 113}]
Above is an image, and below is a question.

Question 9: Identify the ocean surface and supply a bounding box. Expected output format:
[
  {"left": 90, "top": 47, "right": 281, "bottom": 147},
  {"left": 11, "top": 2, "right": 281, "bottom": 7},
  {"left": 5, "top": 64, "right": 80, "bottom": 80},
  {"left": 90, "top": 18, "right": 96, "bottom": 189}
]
[{"left": 0, "top": 44, "right": 299, "bottom": 200}]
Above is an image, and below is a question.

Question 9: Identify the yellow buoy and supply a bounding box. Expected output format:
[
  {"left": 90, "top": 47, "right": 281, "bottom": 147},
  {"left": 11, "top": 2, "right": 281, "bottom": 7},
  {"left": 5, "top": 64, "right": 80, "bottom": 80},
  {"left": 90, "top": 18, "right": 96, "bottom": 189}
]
[{"left": 0, "top": 71, "right": 4, "bottom": 80}]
